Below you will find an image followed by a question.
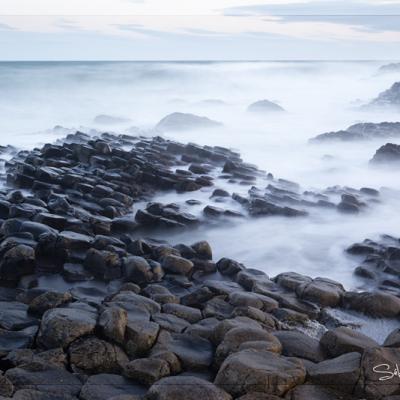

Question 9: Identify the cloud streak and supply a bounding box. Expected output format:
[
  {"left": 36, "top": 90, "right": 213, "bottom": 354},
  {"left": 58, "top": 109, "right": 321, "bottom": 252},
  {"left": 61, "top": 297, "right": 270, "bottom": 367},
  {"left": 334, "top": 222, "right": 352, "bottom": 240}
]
[{"left": 2, "top": 15, "right": 400, "bottom": 43}]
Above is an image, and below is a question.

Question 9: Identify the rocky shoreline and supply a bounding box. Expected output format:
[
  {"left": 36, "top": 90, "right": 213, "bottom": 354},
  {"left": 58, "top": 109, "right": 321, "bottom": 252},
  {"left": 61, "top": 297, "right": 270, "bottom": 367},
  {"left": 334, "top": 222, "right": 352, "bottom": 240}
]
[{"left": 0, "top": 131, "right": 399, "bottom": 400}]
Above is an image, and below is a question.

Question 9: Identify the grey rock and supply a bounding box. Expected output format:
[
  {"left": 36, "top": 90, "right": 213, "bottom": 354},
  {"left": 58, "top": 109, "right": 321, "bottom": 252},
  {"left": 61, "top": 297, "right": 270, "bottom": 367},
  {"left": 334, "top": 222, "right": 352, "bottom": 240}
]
[
  {"left": 162, "top": 255, "right": 193, "bottom": 276},
  {"left": 342, "top": 291, "right": 400, "bottom": 318},
  {"left": 37, "top": 306, "right": 97, "bottom": 349},
  {"left": 153, "top": 331, "right": 213, "bottom": 371},
  {"left": 162, "top": 303, "right": 202, "bottom": 323},
  {"left": 79, "top": 373, "right": 146, "bottom": 400},
  {"left": 145, "top": 376, "right": 231, "bottom": 400},
  {"left": 320, "top": 327, "right": 379, "bottom": 357},
  {"left": 98, "top": 306, "right": 128, "bottom": 344},
  {"left": 215, "top": 327, "right": 282, "bottom": 366},
  {"left": 307, "top": 352, "right": 361, "bottom": 394},
  {"left": 28, "top": 291, "right": 72, "bottom": 316},
  {"left": 214, "top": 349, "right": 306, "bottom": 397},
  {"left": 68, "top": 336, "right": 128, "bottom": 374},
  {"left": 5, "top": 363, "right": 81, "bottom": 397},
  {"left": 123, "top": 358, "right": 170, "bottom": 386},
  {"left": 125, "top": 320, "right": 160, "bottom": 357},
  {"left": 274, "top": 330, "right": 326, "bottom": 362}
]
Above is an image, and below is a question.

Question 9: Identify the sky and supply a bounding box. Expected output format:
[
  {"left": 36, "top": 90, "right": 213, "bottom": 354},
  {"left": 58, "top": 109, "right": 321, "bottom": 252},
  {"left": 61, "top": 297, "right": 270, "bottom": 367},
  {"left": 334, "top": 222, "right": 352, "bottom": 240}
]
[{"left": 0, "top": 0, "right": 399, "bottom": 60}]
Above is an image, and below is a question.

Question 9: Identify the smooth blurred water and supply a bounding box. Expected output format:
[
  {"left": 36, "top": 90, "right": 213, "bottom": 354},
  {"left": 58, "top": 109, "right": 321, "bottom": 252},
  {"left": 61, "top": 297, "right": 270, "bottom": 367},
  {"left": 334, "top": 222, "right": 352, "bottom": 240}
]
[{"left": 1, "top": 60, "right": 400, "bottom": 289}]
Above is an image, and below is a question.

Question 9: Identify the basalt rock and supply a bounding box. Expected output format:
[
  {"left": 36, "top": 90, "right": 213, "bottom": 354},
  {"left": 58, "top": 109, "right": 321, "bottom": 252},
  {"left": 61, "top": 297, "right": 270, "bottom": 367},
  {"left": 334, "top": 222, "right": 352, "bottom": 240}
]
[
  {"left": 37, "top": 305, "right": 97, "bottom": 349},
  {"left": 214, "top": 349, "right": 306, "bottom": 397},
  {"left": 320, "top": 327, "right": 379, "bottom": 357},
  {"left": 146, "top": 376, "right": 232, "bottom": 400}
]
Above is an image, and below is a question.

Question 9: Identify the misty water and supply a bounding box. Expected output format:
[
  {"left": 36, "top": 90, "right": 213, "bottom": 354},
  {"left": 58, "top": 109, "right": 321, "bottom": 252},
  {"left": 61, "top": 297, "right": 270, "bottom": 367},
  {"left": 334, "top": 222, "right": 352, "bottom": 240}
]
[{"left": 1, "top": 60, "right": 400, "bottom": 292}]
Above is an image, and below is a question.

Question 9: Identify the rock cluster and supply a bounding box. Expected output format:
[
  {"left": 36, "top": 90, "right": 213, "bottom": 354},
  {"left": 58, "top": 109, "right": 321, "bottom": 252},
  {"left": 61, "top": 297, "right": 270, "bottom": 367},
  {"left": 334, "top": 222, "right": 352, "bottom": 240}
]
[
  {"left": 310, "top": 122, "right": 400, "bottom": 143},
  {"left": 0, "top": 132, "right": 397, "bottom": 399},
  {"left": 348, "top": 234, "right": 400, "bottom": 298},
  {"left": 0, "top": 235, "right": 398, "bottom": 399}
]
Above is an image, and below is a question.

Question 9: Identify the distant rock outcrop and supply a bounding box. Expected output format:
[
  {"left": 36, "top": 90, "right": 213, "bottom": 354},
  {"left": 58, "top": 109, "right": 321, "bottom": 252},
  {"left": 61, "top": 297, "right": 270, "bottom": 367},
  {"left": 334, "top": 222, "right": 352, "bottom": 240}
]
[
  {"left": 247, "top": 99, "right": 285, "bottom": 113},
  {"left": 368, "top": 82, "right": 400, "bottom": 108},
  {"left": 378, "top": 63, "right": 400, "bottom": 74},
  {"left": 310, "top": 122, "right": 400, "bottom": 143},
  {"left": 370, "top": 143, "right": 400, "bottom": 164},
  {"left": 155, "top": 112, "right": 222, "bottom": 132},
  {"left": 94, "top": 114, "right": 131, "bottom": 125}
]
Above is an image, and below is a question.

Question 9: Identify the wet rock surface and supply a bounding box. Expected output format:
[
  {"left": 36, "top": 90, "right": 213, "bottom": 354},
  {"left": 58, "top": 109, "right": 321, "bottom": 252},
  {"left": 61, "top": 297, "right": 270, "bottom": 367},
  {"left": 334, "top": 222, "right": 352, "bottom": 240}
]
[{"left": 0, "top": 131, "right": 397, "bottom": 399}]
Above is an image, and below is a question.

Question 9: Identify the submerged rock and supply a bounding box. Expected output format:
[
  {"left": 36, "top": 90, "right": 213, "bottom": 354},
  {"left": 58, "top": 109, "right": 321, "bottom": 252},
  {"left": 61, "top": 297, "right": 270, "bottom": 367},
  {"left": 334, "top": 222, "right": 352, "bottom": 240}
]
[
  {"left": 370, "top": 142, "right": 400, "bottom": 164},
  {"left": 94, "top": 114, "right": 131, "bottom": 125},
  {"left": 368, "top": 81, "right": 400, "bottom": 108},
  {"left": 378, "top": 62, "right": 400, "bottom": 74},
  {"left": 310, "top": 122, "right": 400, "bottom": 142},
  {"left": 155, "top": 112, "right": 222, "bottom": 132},
  {"left": 247, "top": 100, "right": 285, "bottom": 113}
]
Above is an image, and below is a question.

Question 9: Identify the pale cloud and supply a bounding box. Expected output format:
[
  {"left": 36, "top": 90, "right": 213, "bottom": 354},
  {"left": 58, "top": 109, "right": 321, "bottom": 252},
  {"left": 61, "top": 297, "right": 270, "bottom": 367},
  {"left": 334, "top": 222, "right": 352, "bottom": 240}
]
[
  {"left": 0, "top": 0, "right": 399, "bottom": 60},
  {"left": 1, "top": 15, "right": 400, "bottom": 43},
  {"left": 3, "top": 0, "right": 400, "bottom": 16},
  {"left": 0, "top": 0, "right": 280, "bottom": 15}
]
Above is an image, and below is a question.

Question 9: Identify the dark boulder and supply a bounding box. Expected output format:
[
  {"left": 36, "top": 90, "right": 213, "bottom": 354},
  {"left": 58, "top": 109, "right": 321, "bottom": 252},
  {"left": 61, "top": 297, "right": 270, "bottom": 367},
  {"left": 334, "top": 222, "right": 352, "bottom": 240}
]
[
  {"left": 0, "top": 245, "right": 35, "bottom": 281},
  {"left": 320, "top": 327, "right": 379, "bottom": 357},
  {"left": 68, "top": 336, "right": 128, "bottom": 374},
  {"left": 214, "top": 349, "right": 305, "bottom": 397},
  {"left": 274, "top": 331, "right": 326, "bottom": 362},
  {"left": 307, "top": 352, "right": 361, "bottom": 394},
  {"left": 37, "top": 305, "right": 97, "bottom": 349},
  {"left": 146, "top": 376, "right": 231, "bottom": 400},
  {"left": 342, "top": 291, "right": 400, "bottom": 317}
]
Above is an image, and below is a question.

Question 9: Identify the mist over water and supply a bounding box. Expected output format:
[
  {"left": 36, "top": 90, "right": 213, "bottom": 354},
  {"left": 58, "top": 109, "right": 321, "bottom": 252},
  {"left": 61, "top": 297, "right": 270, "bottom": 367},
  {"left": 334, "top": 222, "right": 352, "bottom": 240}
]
[{"left": 1, "top": 60, "right": 400, "bottom": 289}]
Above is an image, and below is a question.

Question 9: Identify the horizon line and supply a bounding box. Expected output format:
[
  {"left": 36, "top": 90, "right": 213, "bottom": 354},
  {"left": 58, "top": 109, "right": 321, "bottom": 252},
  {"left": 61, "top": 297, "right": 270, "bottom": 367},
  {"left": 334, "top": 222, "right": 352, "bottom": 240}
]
[{"left": 0, "top": 59, "right": 398, "bottom": 63}]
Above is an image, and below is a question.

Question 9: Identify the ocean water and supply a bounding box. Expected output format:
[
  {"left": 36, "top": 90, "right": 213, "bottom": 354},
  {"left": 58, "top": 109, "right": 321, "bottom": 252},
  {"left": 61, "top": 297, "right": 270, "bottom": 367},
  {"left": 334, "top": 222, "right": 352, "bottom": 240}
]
[{"left": 1, "top": 60, "right": 400, "bottom": 289}]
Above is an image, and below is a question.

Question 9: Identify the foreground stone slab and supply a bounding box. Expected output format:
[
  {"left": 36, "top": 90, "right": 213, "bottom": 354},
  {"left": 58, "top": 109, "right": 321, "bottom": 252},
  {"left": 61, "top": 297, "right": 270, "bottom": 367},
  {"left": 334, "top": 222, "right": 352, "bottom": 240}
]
[
  {"left": 37, "top": 306, "right": 97, "bottom": 349},
  {"left": 320, "top": 327, "right": 379, "bottom": 357},
  {"left": 80, "top": 373, "right": 146, "bottom": 400},
  {"left": 356, "top": 347, "right": 400, "bottom": 399},
  {"left": 5, "top": 362, "right": 82, "bottom": 397},
  {"left": 214, "top": 350, "right": 306, "bottom": 397},
  {"left": 307, "top": 352, "right": 361, "bottom": 394},
  {"left": 145, "top": 376, "right": 232, "bottom": 400}
]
